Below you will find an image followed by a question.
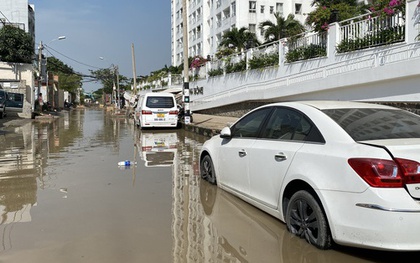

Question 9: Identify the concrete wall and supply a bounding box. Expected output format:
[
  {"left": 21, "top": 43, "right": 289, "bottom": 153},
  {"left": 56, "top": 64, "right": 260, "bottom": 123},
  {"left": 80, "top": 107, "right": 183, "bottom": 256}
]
[
  {"left": 0, "top": 62, "right": 34, "bottom": 118},
  {"left": 189, "top": 0, "right": 420, "bottom": 113}
]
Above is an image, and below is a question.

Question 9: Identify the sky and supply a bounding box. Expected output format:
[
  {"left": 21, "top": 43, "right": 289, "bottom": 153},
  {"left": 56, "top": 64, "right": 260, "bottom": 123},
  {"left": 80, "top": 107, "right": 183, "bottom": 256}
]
[{"left": 31, "top": 0, "right": 172, "bottom": 92}]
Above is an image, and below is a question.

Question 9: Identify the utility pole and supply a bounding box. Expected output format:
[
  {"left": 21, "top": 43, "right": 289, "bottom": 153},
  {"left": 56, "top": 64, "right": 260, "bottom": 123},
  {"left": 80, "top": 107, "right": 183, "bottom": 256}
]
[
  {"left": 182, "top": 0, "right": 191, "bottom": 124},
  {"left": 116, "top": 65, "right": 120, "bottom": 110},
  {"left": 37, "top": 41, "right": 43, "bottom": 111},
  {"left": 131, "top": 43, "right": 137, "bottom": 96}
]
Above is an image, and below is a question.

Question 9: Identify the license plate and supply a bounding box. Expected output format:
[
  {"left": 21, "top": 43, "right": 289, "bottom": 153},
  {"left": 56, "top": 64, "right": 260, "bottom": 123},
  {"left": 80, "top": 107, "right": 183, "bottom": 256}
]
[{"left": 157, "top": 113, "right": 165, "bottom": 118}]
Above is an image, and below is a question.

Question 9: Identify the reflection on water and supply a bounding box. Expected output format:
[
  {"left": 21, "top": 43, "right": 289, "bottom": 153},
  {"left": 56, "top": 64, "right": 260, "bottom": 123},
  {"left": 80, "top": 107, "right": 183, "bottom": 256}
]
[
  {"left": 136, "top": 130, "right": 178, "bottom": 167},
  {"left": 1, "top": 109, "right": 419, "bottom": 262},
  {"left": 0, "top": 110, "right": 83, "bottom": 251}
]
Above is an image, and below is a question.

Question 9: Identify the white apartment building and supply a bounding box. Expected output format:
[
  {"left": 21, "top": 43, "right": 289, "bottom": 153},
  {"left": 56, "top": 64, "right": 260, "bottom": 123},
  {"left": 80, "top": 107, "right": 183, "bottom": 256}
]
[
  {"left": 0, "top": 0, "right": 35, "bottom": 39},
  {"left": 171, "top": 0, "right": 314, "bottom": 67}
]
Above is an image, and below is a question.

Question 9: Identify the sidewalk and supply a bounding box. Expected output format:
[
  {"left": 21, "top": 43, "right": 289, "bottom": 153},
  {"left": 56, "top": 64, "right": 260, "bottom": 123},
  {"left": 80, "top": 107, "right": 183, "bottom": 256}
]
[{"left": 183, "top": 113, "right": 238, "bottom": 137}]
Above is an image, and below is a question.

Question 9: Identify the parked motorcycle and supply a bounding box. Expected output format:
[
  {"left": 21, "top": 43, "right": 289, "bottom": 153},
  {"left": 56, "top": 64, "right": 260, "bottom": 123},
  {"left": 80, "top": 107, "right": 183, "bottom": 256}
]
[{"left": 178, "top": 104, "right": 193, "bottom": 123}]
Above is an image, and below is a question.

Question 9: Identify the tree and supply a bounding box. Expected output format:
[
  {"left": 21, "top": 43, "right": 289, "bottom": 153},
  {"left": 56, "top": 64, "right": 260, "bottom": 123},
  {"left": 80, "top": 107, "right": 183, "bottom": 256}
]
[
  {"left": 259, "top": 13, "right": 305, "bottom": 43},
  {"left": 90, "top": 68, "right": 116, "bottom": 94},
  {"left": 0, "top": 25, "right": 34, "bottom": 63},
  {"left": 219, "top": 27, "right": 259, "bottom": 52},
  {"left": 306, "top": 0, "right": 366, "bottom": 32},
  {"left": 89, "top": 68, "right": 129, "bottom": 94},
  {"left": 47, "top": 57, "right": 82, "bottom": 94}
]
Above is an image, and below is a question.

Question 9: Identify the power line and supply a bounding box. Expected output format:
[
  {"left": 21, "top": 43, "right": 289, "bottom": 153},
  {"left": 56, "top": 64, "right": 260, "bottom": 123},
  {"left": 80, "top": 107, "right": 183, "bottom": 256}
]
[
  {"left": 0, "top": 11, "right": 11, "bottom": 24},
  {"left": 43, "top": 44, "right": 103, "bottom": 70}
]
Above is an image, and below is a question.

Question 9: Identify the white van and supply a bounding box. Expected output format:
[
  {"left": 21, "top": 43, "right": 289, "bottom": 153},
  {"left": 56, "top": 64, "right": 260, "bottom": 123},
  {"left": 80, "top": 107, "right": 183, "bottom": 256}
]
[{"left": 135, "top": 92, "right": 178, "bottom": 129}]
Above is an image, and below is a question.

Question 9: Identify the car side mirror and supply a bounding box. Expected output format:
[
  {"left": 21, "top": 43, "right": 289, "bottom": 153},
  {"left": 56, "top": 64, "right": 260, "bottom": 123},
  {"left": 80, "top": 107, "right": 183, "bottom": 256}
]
[{"left": 220, "top": 126, "right": 232, "bottom": 139}]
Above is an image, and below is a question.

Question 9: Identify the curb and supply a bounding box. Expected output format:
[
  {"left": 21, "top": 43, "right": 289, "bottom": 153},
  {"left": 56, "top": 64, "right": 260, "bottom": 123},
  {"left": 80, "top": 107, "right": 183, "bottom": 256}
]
[{"left": 183, "top": 123, "right": 221, "bottom": 138}]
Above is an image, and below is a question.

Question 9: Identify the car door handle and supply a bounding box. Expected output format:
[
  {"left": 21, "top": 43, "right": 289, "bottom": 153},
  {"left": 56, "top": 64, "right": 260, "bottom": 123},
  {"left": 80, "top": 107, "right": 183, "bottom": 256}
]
[
  {"left": 238, "top": 149, "right": 247, "bottom": 157},
  {"left": 275, "top": 152, "right": 287, "bottom": 161}
]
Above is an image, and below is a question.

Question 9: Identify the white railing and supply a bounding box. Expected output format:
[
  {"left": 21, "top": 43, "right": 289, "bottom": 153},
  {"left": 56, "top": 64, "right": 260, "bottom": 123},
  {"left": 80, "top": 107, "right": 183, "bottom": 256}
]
[{"left": 339, "top": 10, "right": 405, "bottom": 50}]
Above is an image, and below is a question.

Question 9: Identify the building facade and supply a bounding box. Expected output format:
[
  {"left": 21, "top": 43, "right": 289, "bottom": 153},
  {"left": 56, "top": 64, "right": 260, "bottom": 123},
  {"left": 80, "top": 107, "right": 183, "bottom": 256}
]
[
  {"left": 0, "top": 0, "right": 35, "bottom": 39},
  {"left": 0, "top": 0, "right": 36, "bottom": 117},
  {"left": 171, "top": 0, "right": 314, "bottom": 67}
]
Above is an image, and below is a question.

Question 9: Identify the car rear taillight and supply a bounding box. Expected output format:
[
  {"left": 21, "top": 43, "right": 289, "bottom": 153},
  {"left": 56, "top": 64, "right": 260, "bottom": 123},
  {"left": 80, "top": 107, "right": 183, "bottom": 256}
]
[
  {"left": 169, "top": 110, "right": 178, "bottom": 115},
  {"left": 349, "top": 158, "right": 420, "bottom": 187},
  {"left": 394, "top": 158, "right": 420, "bottom": 184},
  {"left": 142, "top": 146, "right": 153, "bottom": 151},
  {"left": 142, "top": 110, "right": 152, "bottom": 115},
  {"left": 348, "top": 158, "right": 403, "bottom": 188}
]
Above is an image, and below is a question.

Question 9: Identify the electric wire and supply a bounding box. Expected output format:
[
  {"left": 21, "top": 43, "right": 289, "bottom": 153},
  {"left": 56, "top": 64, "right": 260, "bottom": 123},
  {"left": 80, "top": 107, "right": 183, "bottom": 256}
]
[
  {"left": 43, "top": 44, "right": 103, "bottom": 70},
  {"left": 0, "top": 11, "right": 11, "bottom": 24}
]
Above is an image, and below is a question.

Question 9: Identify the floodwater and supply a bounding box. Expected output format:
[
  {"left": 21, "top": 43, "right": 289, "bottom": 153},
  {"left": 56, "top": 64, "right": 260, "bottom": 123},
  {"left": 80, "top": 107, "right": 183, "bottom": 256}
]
[{"left": 0, "top": 109, "right": 419, "bottom": 262}]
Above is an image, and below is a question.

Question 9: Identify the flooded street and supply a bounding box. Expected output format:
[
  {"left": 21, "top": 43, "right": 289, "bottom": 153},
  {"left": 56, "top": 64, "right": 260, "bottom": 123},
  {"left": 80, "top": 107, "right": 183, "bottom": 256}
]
[{"left": 0, "top": 109, "right": 419, "bottom": 262}]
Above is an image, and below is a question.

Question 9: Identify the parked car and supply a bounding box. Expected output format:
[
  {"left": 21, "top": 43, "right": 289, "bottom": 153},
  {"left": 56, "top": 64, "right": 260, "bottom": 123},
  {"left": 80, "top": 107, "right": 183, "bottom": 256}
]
[
  {"left": 135, "top": 92, "right": 178, "bottom": 129},
  {"left": 5, "top": 92, "right": 24, "bottom": 113},
  {"left": 0, "top": 90, "right": 7, "bottom": 118},
  {"left": 200, "top": 101, "right": 420, "bottom": 251}
]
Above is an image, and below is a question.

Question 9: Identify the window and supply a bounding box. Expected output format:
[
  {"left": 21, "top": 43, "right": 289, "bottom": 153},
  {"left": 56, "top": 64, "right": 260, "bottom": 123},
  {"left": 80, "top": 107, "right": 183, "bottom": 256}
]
[
  {"left": 295, "top": 3, "right": 302, "bottom": 15},
  {"left": 232, "top": 108, "right": 272, "bottom": 138},
  {"left": 323, "top": 108, "right": 420, "bottom": 141},
  {"left": 261, "top": 5, "right": 265, "bottom": 14},
  {"left": 249, "top": 1, "right": 256, "bottom": 13},
  {"left": 262, "top": 107, "right": 324, "bottom": 143},
  {"left": 5, "top": 92, "right": 24, "bottom": 109},
  {"left": 276, "top": 3, "right": 283, "bottom": 15},
  {"left": 249, "top": 23, "right": 256, "bottom": 33},
  {"left": 270, "top": 6, "right": 274, "bottom": 14},
  {"left": 146, "top": 97, "right": 175, "bottom": 108},
  {"left": 231, "top": 1, "right": 236, "bottom": 16}
]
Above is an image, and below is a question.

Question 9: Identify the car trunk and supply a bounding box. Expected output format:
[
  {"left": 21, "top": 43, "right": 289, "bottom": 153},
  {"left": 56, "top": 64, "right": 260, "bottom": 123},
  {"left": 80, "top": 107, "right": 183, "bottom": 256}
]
[{"left": 363, "top": 138, "right": 420, "bottom": 198}]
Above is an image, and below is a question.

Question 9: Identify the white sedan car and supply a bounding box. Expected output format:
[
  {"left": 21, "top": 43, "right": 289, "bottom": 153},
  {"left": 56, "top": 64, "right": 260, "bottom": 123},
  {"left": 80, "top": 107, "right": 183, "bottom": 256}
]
[{"left": 200, "top": 101, "right": 420, "bottom": 251}]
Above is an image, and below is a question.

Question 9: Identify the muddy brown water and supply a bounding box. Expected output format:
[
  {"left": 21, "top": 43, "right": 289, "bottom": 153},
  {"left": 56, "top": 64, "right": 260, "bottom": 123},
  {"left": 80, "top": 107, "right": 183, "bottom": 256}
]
[{"left": 0, "top": 109, "right": 418, "bottom": 262}]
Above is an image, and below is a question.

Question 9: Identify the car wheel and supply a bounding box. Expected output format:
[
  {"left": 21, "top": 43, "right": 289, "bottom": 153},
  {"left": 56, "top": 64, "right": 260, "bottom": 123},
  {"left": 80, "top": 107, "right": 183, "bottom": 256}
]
[
  {"left": 286, "top": 190, "right": 332, "bottom": 249},
  {"left": 200, "top": 155, "right": 217, "bottom": 185},
  {"left": 0, "top": 111, "right": 3, "bottom": 119}
]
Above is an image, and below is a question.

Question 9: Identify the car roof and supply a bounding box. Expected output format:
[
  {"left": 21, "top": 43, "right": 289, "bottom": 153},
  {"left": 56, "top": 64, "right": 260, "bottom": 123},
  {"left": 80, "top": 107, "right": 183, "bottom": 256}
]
[
  {"left": 271, "top": 100, "right": 397, "bottom": 111},
  {"left": 144, "top": 92, "right": 174, "bottom": 97}
]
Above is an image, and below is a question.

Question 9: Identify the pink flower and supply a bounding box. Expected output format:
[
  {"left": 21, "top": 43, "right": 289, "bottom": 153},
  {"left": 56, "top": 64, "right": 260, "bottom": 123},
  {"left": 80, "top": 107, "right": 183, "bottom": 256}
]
[
  {"left": 383, "top": 7, "right": 394, "bottom": 15},
  {"left": 389, "top": 0, "right": 399, "bottom": 7}
]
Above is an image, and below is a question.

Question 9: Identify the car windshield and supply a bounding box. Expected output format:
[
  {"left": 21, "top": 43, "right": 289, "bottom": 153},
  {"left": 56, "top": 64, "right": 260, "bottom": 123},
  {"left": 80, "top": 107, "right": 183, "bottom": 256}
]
[
  {"left": 145, "top": 97, "right": 174, "bottom": 108},
  {"left": 322, "top": 108, "right": 420, "bottom": 141}
]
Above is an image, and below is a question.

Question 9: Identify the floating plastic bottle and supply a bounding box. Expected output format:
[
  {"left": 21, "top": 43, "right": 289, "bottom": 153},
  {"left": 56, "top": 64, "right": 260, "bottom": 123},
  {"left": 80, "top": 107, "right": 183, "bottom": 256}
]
[{"left": 118, "top": 160, "right": 137, "bottom": 166}]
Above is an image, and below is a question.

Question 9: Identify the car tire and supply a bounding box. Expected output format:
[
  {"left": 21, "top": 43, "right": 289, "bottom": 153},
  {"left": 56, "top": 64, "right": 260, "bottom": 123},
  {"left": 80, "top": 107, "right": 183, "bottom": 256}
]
[
  {"left": 0, "top": 111, "right": 3, "bottom": 119},
  {"left": 200, "top": 155, "right": 217, "bottom": 185},
  {"left": 286, "top": 190, "right": 332, "bottom": 249}
]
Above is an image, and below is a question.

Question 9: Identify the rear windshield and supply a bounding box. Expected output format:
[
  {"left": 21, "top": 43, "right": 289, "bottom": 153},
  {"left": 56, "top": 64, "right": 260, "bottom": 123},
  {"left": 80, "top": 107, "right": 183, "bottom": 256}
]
[
  {"left": 322, "top": 108, "right": 420, "bottom": 141},
  {"left": 145, "top": 96, "right": 174, "bottom": 108}
]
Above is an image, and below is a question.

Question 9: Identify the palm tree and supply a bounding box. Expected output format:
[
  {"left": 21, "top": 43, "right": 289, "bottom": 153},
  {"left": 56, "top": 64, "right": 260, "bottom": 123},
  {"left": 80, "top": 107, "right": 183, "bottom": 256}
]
[
  {"left": 259, "top": 13, "right": 305, "bottom": 43},
  {"left": 219, "top": 27, "right": 259, "bottom": 51}
]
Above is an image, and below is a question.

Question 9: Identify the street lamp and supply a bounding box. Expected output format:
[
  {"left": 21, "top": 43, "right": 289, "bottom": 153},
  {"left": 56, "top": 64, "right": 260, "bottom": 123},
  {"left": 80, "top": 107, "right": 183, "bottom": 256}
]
[
  {"left": 50, "top": 36, "right": 66, "bottom": 43},
  {"left": 36, "top": 36, "right": 66, "bottom": 112}
]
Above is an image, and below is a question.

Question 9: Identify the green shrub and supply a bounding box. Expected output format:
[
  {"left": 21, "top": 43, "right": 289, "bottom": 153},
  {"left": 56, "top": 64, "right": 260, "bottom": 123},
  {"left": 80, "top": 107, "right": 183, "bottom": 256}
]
[
  {"left": 249, "top": 53, "right": 279, "bottom": 69},
  {"left": 286, "top": 44, "right": 326, "bottom": 63},
  {"left": 337, "top": 26, "right": 405, "bottom": 53},
  {"left": 225, "top": 60, "right": 246, "bottom": 74},
  {"left": 208, "top": 68, "right": 224, "bottom": 77}
]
